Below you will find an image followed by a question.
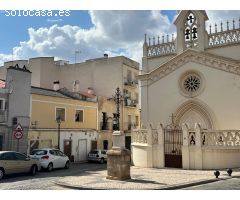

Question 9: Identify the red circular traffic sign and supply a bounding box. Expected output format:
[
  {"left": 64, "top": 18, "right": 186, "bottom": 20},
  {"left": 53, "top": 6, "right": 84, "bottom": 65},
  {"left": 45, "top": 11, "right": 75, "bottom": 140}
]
[{"left": 14, "top": 131, "right": 23, "bottom": 139}]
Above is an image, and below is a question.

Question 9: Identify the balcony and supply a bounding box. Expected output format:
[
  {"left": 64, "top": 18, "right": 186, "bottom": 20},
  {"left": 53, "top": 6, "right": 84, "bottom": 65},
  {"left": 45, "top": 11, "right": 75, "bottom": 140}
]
[
  {"left": 0, "top": 110, "right": 7, "bottom": 123},
  {"left": 124, "top": 122, "right": 138, "bottom": 132},
  {"left": 124, "top": 80, "right": 138, "bottom": 88},
  {"left": 100, "top": 122, "right": 111, "bottom": 131},
  {"left": 124, "top": 98, "right": 138, "bottom": 108}
]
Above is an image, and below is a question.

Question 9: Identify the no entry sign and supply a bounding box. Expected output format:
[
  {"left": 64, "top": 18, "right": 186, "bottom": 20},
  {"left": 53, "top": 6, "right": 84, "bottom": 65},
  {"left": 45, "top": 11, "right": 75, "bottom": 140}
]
[{"left": 13, "top": 124, "right": 23, "bottom": 140}]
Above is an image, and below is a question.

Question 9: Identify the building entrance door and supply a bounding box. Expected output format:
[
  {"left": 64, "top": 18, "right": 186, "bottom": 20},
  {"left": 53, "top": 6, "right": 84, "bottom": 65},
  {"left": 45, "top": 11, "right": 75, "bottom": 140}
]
[
  {"left": 164, "top": 122, "right": 183, "bottom": 168},
  {"left": 64, "top": 140, "right": 72, "bottom": 161}
]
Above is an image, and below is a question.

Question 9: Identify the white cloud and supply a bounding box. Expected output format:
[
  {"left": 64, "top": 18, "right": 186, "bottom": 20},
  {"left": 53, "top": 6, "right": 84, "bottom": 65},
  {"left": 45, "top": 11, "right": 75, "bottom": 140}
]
[
  {"left": 0, "top": 10, "right": 239, "bottom": 67},
  {"left": 0, "top": 11, "right": 174, "bottom": 66},
  {"left": 206, "top": 11, "right": 240, "bottom": 32}
]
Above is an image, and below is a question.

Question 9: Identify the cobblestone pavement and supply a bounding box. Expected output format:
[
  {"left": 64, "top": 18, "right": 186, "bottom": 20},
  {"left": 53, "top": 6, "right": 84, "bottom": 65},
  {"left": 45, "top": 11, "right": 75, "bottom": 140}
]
[
  {"left": 184, "top": 177, "right": 240, "bottom": 190},
  {"left": 0, "top": 163, "right": 106, "bottom": 190},
  {"left": 56, "top": 167, "right": 240, "bottom": 190}
]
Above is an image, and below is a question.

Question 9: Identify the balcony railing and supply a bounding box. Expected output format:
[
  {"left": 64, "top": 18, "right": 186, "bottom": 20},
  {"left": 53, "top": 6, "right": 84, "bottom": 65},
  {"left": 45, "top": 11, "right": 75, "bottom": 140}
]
[
  {"left": 125, "top": 80, "right": 137, "bottom": 87},
  {"left": 0, "top": 110, "right": 7, "bottom": 123},
  {"left": 124, "top": 122, "right": 138, "bottom": 131},
  {"left": 124, "top": 98, "right": 138, "bottom": 107},
  {"left": 100, "top": 122, "right": 111, "bottom": 131}
]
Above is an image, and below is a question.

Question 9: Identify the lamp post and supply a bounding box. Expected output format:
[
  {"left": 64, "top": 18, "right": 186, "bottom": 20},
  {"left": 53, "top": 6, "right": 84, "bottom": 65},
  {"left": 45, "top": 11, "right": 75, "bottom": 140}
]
[
  {"left": 56, "top": 116, "right": 62, "bottom": 150},
  {"left": 112, "top": 87, "right": 123, "bottom": 131}
]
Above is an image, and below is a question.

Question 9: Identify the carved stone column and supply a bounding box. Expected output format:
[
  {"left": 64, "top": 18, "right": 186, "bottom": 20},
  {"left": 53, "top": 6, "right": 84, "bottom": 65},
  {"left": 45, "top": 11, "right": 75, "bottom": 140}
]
[
  {"left": 156, "top": 124, "right": 165, "bottom": 168},
  {"left": 106, "top": 131, "right": 131, "bottom": 180},
  {"left": 182, "top": 123, "right": 190, "bottom": 169},
  {"left": 194, "top": 123, "right": 203, "bottom": 169}
]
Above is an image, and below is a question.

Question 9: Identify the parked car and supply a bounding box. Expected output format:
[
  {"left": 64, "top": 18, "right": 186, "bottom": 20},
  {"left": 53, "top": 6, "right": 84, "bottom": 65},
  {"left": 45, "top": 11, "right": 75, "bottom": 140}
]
[
  {"left": 0, "top": 151, "right": 39, "bottom": 180},
  {"left": 87, "top": 149, "right": 107, "bottom": 164},
  {"left": 30, "top": 148, "right": 70, "bottom": 171}
]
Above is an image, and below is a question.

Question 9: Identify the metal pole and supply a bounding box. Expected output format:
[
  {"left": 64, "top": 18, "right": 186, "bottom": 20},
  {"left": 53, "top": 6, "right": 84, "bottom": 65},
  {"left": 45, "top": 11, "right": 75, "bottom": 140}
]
[
  {"left": 17, "top": 139, "right": 19, "bottom": 152},
  {"left": 58, "top": 122, "right": 60, "bottom": 150}
]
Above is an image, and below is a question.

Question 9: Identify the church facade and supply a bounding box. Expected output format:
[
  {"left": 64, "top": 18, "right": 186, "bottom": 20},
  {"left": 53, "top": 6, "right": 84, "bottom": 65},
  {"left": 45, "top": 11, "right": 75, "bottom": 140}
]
[{"left": 132, "top": 10, "right": 240, "bottom": 169}]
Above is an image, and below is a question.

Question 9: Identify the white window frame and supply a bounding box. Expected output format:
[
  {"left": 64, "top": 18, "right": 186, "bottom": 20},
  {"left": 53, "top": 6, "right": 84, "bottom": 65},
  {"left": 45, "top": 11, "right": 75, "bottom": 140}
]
[
  {"left": 0, "top": 98, "right": 5, "bottom": 110},
  {"left": 55, "top": 107, "right": 66, "bottom": 122},
  {"left": 75, "top": 109, "right": 84, "bottom": 123}
]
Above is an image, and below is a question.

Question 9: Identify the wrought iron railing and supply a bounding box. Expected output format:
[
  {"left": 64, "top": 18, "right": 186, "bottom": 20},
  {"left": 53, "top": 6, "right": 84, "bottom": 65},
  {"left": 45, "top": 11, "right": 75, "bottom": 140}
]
[
  {"left": 124, "top": 98, "right": 138, "bottom": 107},
  {"left": 100, "top": 122, "right": 112, "bottom": 131},
  {"left": 124, "top": 80, "right": 138, "bottom": 87},
  {"left": 124, "top": 122, "right": 138, "bottom": 131},
  {"left": 0, "top": 110, "right": 7, "bottom": 123}
]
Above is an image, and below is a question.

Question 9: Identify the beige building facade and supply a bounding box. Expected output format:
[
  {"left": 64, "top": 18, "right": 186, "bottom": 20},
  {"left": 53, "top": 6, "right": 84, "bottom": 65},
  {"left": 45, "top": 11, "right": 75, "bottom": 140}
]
[
  {"left": 133, "top": 10, "right": 240, "bottom": 170},
  {"left": 0, "top": 56, "right": 140, "bottom": 151}
]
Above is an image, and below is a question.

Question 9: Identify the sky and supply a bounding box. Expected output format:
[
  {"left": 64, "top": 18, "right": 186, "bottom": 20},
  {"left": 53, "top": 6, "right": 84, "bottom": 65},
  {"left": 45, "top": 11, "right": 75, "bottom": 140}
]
[{"left": 0, "top": 10, "right": 239, "bottom": 66}]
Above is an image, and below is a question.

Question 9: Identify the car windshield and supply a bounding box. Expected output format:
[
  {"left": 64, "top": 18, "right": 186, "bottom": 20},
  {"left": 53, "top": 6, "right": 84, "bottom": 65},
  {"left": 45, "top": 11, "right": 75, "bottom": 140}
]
[
  {"left": 31, "top": 150, "right": 48, "bottom": 155},
  {"left": 89, "top": 150, "right": 99, "bottom": 154}
]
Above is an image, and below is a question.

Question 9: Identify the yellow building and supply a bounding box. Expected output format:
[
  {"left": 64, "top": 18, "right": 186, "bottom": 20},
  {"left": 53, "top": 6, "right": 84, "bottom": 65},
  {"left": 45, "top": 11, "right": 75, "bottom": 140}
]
[{"left": 28, "top": 86, "right": 98, "bottom": 162}]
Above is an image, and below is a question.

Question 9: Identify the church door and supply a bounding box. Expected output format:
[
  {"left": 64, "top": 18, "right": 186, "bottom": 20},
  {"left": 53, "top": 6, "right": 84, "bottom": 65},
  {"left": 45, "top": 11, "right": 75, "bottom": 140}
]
[{"left": 164, "top": 123, "right": 183, "bottom": 168}]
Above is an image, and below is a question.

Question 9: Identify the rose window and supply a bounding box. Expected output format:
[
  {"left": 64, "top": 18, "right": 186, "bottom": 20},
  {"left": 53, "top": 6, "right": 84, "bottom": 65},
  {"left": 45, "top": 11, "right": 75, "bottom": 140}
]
[
  {"left": 183, "top": 75, "right": 200, "bottom": 92},
  {"left": 179, "top": 72, "right": 204, "bottom": 97}
]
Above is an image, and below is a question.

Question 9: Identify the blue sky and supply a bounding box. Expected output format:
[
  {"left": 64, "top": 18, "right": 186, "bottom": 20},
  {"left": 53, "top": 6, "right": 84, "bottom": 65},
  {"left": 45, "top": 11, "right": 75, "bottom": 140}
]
[
  {"left": 0, "top": 10, "right": 239, "bottom": 65},
  {"left": 0, "top": 11, "right": 92, "bottom": 54}
]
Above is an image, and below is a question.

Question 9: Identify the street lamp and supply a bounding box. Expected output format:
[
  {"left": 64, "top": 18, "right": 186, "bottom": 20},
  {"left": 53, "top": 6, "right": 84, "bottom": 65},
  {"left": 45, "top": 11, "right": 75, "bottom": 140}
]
[
  {"left": 56, "top": 116, "right": 62, "bottom": 150},
  {"left": 112, "top": 87, "right": 123, "bottom": 131}
]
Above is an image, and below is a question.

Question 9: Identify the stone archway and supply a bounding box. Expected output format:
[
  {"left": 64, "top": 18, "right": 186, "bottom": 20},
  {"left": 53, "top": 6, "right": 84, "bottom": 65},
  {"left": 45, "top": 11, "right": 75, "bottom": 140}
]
[{"left": 174, "top": 100, "right": 215, "bottom": 130}]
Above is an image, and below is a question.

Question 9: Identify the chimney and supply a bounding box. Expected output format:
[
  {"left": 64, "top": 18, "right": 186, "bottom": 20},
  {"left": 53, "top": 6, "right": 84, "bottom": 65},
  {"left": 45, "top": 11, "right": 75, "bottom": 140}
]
[
  {"left": 73, "top": 80, "right": 79, "bottom": 92},
  {"left": 87, "top": 87, "right": 94, "bottom": 95},
  {"left": 53, "top": 80, "right": 60, "bottom": 91},
  {"left": 103, "top": 53, "right": 108, "bottom": 58}
]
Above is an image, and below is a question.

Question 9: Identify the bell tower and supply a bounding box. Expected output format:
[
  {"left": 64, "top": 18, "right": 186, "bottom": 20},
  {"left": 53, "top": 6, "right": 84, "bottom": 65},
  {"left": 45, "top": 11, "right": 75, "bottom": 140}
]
[{"left": 174, "top": 10, "right": 209, "bottom": 53}]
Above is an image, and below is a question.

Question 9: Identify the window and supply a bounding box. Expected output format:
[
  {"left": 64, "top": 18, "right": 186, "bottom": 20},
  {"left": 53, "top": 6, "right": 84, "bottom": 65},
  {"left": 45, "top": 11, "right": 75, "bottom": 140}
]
[
  {"left": 56, "top": 108, "right": 65, "bottom": 121},
  {"left": 103, "top": 140, "right": 108, "bottom": 150},
  {"left": 184, "top": 12, "right": 198, "bottom": 48},
  {"left": 15, "top": 153, "right": 27, "bottom": 160},
  {"left": 1, "top": 152, "right": 16, "bottom": 160},
  {"left": 75, "top": 110, "right": 83, "bottom": 122},
  {"left": 179, "top": 71, "right": 204, "bottom": 98},
  {"left": 135, "top": 116, "right": 139, "bottom": 126},
  {"left": 0, "top": 99, "right": 4, "bottom": 110},
  {"left": 127, "top": 70, "right": 132, "bottom": 82}
]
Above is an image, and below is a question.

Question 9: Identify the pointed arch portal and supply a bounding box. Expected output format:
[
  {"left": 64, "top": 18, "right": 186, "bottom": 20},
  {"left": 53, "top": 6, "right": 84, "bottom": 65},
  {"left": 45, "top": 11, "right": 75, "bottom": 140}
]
[{"left": 174, "top": 100, "right": 215, "bottom": 130}]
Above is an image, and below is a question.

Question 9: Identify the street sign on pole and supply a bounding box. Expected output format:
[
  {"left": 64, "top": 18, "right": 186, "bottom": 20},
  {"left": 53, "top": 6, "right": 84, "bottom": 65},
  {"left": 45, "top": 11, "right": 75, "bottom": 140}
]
[{"left": 13, "top": 123, "right": 24, "bottom": 151}]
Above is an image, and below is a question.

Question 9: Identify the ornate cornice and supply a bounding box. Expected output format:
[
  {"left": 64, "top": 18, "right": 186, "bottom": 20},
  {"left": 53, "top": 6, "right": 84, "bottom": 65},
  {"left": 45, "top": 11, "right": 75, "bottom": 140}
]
[{"left": 138, "top": 49, "right": 240, "bottom": 85}]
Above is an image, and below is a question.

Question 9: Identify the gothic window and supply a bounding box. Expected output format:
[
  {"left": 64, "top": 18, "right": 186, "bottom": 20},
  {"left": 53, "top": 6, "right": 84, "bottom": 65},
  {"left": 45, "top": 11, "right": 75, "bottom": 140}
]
[{"left": 184, "top": 12, "right": 198, "bottom": 48}]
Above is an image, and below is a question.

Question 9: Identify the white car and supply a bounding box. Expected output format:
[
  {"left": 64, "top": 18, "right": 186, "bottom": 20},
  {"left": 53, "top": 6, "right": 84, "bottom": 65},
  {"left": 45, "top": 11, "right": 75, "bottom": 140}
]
[
  {"left": 87, "top": 149, "right": 107, "bottom": 164},
  {"left": 30, "top": 148, "right": 70, "bottom": 171}
]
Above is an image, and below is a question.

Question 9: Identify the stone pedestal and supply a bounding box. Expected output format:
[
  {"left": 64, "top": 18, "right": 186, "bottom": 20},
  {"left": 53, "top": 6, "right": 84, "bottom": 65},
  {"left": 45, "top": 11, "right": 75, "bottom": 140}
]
[{"left": 106, "top": 131, "right": 131, "bottom": 180}]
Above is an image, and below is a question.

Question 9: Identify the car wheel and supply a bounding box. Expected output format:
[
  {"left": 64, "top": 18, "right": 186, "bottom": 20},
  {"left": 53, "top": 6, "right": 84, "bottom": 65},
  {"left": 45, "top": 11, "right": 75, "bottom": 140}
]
[
  {"left": 30, "top": 165, "right": 37, "bottom": 175},
  {"left": 0, "top": 168, "right": 4, "bottom": 180},
  {"left": 100, "top": 158, "right": 104, "bottom": 164},
  {"left": 47, "top": 163, "right": 53, "bottom": 172},
  {"left": 64, "top": 161, "right": 70, "bottom": 169}
]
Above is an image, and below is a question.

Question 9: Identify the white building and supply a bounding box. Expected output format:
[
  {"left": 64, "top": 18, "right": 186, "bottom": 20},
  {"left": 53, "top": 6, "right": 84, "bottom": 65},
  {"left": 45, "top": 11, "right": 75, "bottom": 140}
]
[{"left": 132, "top": 10, "right": 240, "bottom": 170}]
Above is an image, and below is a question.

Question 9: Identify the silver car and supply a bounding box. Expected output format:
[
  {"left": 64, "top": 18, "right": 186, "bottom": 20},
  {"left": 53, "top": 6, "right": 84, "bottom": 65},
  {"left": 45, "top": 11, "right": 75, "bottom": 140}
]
[
  {"left": 30, "top": 148, "right": 70, "bottom": 171},
  {"left": 87, "top": 149, "right": 107, "bottom": 164},
  {"left": 0, "top": 151, "right": 39, "bottom": 180}
]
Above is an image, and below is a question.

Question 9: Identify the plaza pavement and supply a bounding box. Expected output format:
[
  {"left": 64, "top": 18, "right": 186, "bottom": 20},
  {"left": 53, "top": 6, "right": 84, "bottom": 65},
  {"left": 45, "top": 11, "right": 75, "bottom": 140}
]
[{"left": 54, "top": 166, "right": 240, "bottom": 190}]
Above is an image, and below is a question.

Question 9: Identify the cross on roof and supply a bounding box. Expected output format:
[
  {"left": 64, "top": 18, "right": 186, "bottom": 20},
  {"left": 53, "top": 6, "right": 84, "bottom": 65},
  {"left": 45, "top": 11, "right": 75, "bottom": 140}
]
[{"left": 170, "top": 113, "right": 176, "bottom": 124}]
